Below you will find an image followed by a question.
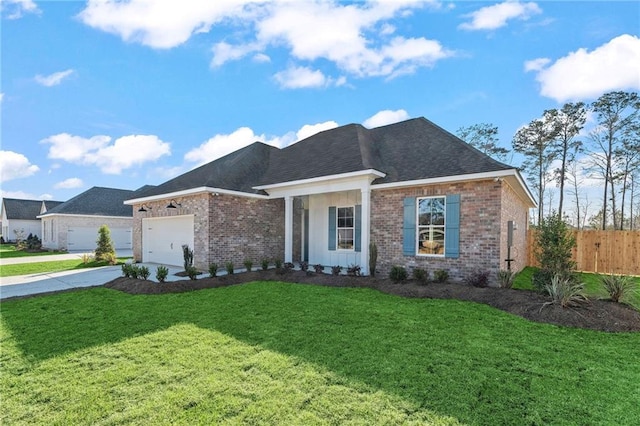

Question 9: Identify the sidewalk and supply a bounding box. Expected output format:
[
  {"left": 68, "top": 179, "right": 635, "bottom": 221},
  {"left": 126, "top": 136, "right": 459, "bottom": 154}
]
[{"left": 0, "top": 250, "right": 133, "bottom": 266}]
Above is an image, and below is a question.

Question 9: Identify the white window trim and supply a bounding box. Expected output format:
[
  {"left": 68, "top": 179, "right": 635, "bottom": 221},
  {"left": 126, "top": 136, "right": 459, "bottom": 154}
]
[
  {"left": 336, "top": 205, "right": 355, "bottom": 251},
  {"left": 416, "top": 196, "right": 446, "bottom": 257}
]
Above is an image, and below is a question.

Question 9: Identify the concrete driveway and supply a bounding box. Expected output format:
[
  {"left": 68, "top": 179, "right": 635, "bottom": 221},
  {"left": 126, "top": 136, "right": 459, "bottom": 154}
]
[{"left": 0, "top": 251, "right": 188, "bottom": 300}]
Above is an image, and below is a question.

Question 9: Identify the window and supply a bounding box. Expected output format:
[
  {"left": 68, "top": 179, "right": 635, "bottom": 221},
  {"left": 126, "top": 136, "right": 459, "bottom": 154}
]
[
  {"left": 417, "top": 197, "right": 445, "bottom": 255},
  {"left": 337, "top": 206, "right": 354, "bottom": 250}
]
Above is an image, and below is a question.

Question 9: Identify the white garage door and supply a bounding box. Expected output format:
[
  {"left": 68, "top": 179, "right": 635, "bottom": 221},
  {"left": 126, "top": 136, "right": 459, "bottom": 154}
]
[
  {"left": 142, "top": 215, "right": 194, "bottom": 267},
  {"left": 68, "top": 227, "right": 132, "bottom": 251}
]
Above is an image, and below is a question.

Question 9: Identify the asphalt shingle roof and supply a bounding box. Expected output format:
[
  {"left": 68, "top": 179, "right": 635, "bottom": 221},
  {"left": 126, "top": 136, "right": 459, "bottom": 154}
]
[
  {"left": 43, "top": 187, "right": 135, "bottom": 217},
  {"left": 131, "top": 117, "right": 515, "bottom": 198},
  {"left": 2, "top": 199, "right": 64, "bottom": 220}
]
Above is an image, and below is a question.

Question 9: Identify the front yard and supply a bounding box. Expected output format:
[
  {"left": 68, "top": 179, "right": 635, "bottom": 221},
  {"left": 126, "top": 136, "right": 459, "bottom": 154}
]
[{"left": 2, "top": 282, "right": 638, "bottom": 425}]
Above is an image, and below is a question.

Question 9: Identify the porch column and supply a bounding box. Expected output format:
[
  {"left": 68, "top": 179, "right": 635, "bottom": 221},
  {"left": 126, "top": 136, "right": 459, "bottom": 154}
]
[
  {"left": 361, "top": 188, "right": 371, "bottom": 275},
  {"left": 284, "top": 195, "right": 293, "bottom": 263}
]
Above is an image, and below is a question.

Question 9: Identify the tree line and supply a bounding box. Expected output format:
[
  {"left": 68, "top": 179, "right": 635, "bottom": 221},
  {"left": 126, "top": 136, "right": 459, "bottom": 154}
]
[{"left": 456, "top": 91, "right": 640, "bottom": 230}]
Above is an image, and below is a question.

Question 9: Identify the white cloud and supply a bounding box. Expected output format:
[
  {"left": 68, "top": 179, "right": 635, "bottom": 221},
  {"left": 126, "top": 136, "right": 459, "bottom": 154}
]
[
  {"left": 0, "top": 92, "right": 4, "bottom": 103},
  {"left": 34, "top": 69, "right": 75, "bottom": 87},
  {"left": 363, "top": 109, "right": 410, "bottom": 128},
  {"left": 0, "top": 150, "right": 39, "bottom": 183},
  {"left": 78, "top": 0, "right": 254, "bottom": 49},
  {"left": 459, "top": 1, "right": 542, "bottom": 31},
  {"left": 41, "top": 133, "right": 171, "bottom": 174},
  {"left": 523, "top": 57, "right": 550, "bottom": 72},
  {"left": 527, "top": 34, "right": 640, "bottom": 102},
  {"left": 185, "top": 120, "right": 340, "bottom": 166},
  {"left": 0, "top": 190, "right": 52, "bottom": 201},
  {"left": 79, "top": 1, "right": 453, "bottom": 83},
  {"left": 54, "top": 178, "right": 84, "bottom": 189},
  {"left": 274, "top": 66, "right": 344, "bottom": 89},
  {"left": 252, "top": 53, "right": 271, "bottom": 63},
  {"left": 2, "top": 0, "right": 40, "bottom": 19}
]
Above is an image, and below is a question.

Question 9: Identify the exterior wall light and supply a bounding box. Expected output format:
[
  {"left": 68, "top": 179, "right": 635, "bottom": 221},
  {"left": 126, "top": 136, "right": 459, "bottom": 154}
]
[{"left": 166, "top": 199, "right": 182, "bottom": 209}]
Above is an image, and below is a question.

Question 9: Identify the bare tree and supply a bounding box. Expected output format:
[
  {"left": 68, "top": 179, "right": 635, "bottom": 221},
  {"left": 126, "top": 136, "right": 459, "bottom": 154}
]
[
  {"left": 552, "top": 102, "right": 586, "bottom": 220},
  {"left": 456, "top": 123, "right": 510, "bottom": 162},
  {"left": 512, "top": 110, "right": 561, "bottom": 225},
  {"left": 589, "top": 91, "right": 640, "bottom": 230}
]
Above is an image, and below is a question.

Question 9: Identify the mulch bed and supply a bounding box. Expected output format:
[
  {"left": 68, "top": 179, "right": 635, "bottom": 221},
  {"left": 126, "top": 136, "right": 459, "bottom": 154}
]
[{"left": 104, "top": 269, "right": 640, "bottom": 333}]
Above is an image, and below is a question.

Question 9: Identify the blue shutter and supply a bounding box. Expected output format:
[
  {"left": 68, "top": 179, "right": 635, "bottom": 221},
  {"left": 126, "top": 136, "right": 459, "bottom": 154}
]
[
  {"left": 445, "top": 194, "right": 460, "bottom": 258},
  {"left": 354, "top": 205, "right": 362, "bottom": 252},
  {"left": 403, "top": 197, "right": 416, "bottom": 256},
  {"left": 328, "top": 206, "right": 337, "bottom": 251}
]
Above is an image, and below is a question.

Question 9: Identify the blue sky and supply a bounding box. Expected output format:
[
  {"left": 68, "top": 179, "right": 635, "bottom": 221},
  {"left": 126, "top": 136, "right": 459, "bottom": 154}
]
[{"left": 2, "top": 0, "right": 639, "bottom": 206}]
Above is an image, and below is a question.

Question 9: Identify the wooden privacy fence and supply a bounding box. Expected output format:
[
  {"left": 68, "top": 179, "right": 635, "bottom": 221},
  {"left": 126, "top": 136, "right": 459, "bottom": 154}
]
[{"left": 527, "top": 230, "right": 640, "bottom": 276}]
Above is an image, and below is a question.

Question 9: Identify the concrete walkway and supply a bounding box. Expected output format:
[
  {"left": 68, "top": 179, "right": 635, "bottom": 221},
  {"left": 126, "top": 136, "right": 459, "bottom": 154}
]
[
  {"left": 0, "top": 251, "right": 189, "bottom": 300},
  {"left": 0, "top": 250, "right": 133, "bottom": 266}
]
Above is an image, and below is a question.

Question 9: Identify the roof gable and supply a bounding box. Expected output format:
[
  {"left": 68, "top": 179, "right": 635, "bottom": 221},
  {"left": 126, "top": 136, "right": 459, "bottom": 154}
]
[{"left": 2, "top": 198, "right": 64, "bottom": 220}]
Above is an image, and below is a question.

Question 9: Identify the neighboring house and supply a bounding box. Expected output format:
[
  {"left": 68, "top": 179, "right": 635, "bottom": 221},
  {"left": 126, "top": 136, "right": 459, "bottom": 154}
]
[
  {"left": 1, "top": 198, "right": 64, "bottom": 242},
  {"left": 126, "top": 117, "right": 536, "bottom": 284},
  {"left": 38, "top": 187, "right": 136, "bottom": 251}
]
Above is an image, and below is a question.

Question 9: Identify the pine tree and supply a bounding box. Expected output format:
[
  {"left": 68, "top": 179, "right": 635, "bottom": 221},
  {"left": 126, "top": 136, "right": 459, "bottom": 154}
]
[{"left": 95, "top": 225, "right": 115, "bottom": 261}]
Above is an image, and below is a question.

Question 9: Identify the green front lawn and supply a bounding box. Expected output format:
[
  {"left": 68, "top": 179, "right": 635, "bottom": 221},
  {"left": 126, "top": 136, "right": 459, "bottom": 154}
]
[
  {"left": 2, "top": 282, "right": 638, "bottom": 425},
  {"left": 0, "top": 244, "right": 65, "bottom": 259},
  {"left": 0, "top": 258, "right": 129, "bottom": 278},
  {"left": 514, "top": 267, "right": 640, "bottom": 309}
]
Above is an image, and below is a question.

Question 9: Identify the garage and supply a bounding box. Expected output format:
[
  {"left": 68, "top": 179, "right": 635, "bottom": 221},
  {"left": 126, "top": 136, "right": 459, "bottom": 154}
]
[
  {"left": 67, "top": 227, "right": 132, "bottom": 251},
  {"left": 142, "top": 215, "right": 194, "bottom": 266}
]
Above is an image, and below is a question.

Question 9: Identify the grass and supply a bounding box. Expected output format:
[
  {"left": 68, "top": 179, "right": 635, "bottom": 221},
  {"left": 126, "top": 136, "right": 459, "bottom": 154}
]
[
  {"left": 0, "top": 244, "right": 65, "bottom": 259},
  {"left": 514, "top": 266, "right": 640, "bottom": 309},
  {"left": 2, "top": 282, "right": 639, "bottom": 425},
  {"left": 0, "top": 258, "right": 129, "bottom": 278}
]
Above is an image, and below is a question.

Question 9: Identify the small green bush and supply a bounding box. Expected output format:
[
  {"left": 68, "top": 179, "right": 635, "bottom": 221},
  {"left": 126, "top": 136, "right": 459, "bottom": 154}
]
[
  {"left": 95, "top": 225, "right": 115, "bottom": 262},
  {"left": 209, "top": 263, "right": 218, "bottom": 278},
  {"left": 226, "top": 261, "right": 235, "bottom": 275},
  {"left": 186, "top": 265, "right": 199, "bottom": 280},
  {"left": 243, "top": 259, "right": 253, "bottom": 272},
  {"left": 102, "top": 252, "right": 117, "bottom": 265},
  {"left": 331, "top": 265, "right": 342, "bottom": 276},
  {"left": 121, "top": 263, "right": 132, "bottom": 278},
  {"left": 601, "top": 274, "right": 637, "bottom": 303},
  {"left": 412, "top": 267, "right": 429, "bottom": 285},
  {"left": 156, "top": 265, "right": 169, "bottom": 283},
  {"left": 497, "top": 270, "right": 516, "bottom": 289},
  {"left": 138, "top": 266, "right": 150, "bottom": 280},
  {"left": 314, "top": 264, "right": 324, "bottom": 274},
  {"left": 182, "top": 244, "right": 194, "bottom": 271},
  {"left": 369, "top": 242, "right": 378, "bottom": 277},
  {"left": 274, "top": 259, "right": 282, "bottom": 270},
  {"left": 347, "top": 264, "right": 361, "bottom": 276},
  {"left": 299, "top": 261, "right": 309, "bottom": 272},
  {"left": 544, "top": 274, "right": 588, "bottom": 308},
  {"left": 433, "top": 269, "right": 449, "bottom": 283},
  {"left": 261, "top": 259, "right": 270, "bottom": 271},
  {"left": 130, "top": 265, "right": 140, "bottom": 279},
  {"left": 389, "top": 265, "right": 407, "bottom": 283},
  {"left": 464, "top": 270, "right": 490, "bottom": 288}
]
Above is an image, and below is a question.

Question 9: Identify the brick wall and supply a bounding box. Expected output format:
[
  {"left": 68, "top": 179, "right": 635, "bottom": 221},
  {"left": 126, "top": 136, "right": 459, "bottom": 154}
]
[
  {"left": 499, "top": 181, "right": 530, "bottom": 273},
  {"left": 133, "top": 193, "right": 285, "bottom": 270},
  {"left": 46, "top": 215, "right": 132, "bottom": 251},
  {"left": 370, "top": 180, "right": 511, "bottom": 284}
]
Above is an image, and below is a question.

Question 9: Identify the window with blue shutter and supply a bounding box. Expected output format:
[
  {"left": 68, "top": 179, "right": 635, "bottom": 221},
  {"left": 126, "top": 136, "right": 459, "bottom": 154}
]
[
  {"left": 328, "top": 206, "right": 337, "bottom": 251},
  {"left": 354, "top": 204, "right": 361, "bottom": 252},
  {"left": 403, "top": 197, "right": 416, "bottom": 255},
  {"left": 445, "top": 194, "right": 460, "bottom": 258}
]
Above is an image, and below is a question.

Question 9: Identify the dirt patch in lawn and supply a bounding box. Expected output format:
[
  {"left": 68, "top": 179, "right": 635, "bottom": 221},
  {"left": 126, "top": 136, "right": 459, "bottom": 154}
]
[{"left": 104, "top": 270, "right": 640, "bottom": 333}]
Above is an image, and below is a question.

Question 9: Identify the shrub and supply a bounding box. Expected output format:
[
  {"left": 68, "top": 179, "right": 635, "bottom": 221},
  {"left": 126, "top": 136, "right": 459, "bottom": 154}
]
[
  {"left": 82, "top": 253, "right": 94, "bottom": 264},
  {"left": 121, "top": 263, "right": 132, "bottom": 278},
  {"left": 243, "top": 259, "right": 253, "bottom": 272},
  {"left": 465, "top": 270, "right": 490, "bottom": 288},
  {"left": 369, "top": 242, "right": 378, "bottom": 277},
  {"left": 182, "top": 244, "right": 194, "bottom": 271},
  {"left": 314, "top": 264, "right": 324, "bottom": 274},
  {"left": 544, "top": 274, "right": 588, "bottom": 308},
  {"left": 102, "top": 252, "right": 117, "bottom": 265},
  {"left": 389, "top": 265, "right": 407, "bottom": 283},
  {"left": 331, "top": 265, "right": 342, "bottom": 276},
  {"left": 209, "top": 263, "right": 218, "bottom": 278},
  {"left": 299, "top": 261, "right": 309, "bottom": 272},
  {"left": 138, "top": 266, "right": 150, "bottom": 280},
  {"left": 186, "top": 265, "right": 199, "bottom": 280},
  {"left": 532, "top": 269, "right": 576, "bottom": 292},
  {"left": 225, "top": 261, "right": 235, "bottom": 275},
  {"left": 601, "top": 274, "right": 637, "bottom": 303},
  {"left": 261, "top": 259, "right": 270, "bottom": 271},
  {"left": 497, "top": 269, "right": 515, "bottom": 289},
  {"left": 433, "top": 269, "right": 449, "bottom": 283},
  {"left": 26, "top": 233, "right": 42, "bottom": 251},
  {"left": 130, "top": 265, "right": 140, "bottom": 279},
  {"left": 274, "top": 259, "right": 283, "bottom": 270},
  {"left": 412, "top": 267, "right": 429, "bottom": 285},
  {"left": 95, "top": 225, "right": 116, "bottom": 262},
  {"left": 284, "top": 262, "right": 295, "bottom": 271},
  {"left": 347, "top": 264, "right": 361, "bottom": 276},
  {"left": 156, "top": 265, "right": 169, "bottom": 283},
  {"left": 535, "top": 214, "right": 576, "bottom": 275}
]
